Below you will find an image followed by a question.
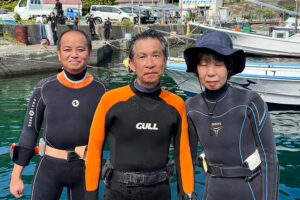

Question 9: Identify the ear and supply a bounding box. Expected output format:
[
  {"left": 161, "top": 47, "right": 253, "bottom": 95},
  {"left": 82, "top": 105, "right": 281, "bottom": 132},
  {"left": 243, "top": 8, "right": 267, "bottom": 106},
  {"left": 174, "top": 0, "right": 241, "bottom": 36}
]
[
  {"left": 129, "top": 59, "right": 136, "bottom": 73},
  {"left": 87, "top": 50, "right": 92, "bottom": 62},
  {"left": 57, "top": 49, "right": 61, "bottom": 61},
  {"left": 163, "top": 56, "right": 168, "bottom": 70}
]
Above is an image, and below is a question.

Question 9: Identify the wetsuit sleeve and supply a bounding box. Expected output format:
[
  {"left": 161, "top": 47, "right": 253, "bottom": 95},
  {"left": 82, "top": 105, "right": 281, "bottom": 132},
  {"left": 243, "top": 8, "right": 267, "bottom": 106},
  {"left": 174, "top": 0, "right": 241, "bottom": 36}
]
[
  {"left": 14, "top": 83, "right": 45, "bottom": 166},
  {"left": 248, "top": 94, "right": 279, "bottom": 200},
  {"left": 171, "top": 98, "right": 195, "bottom": 199},
  {"left": 187, "top": 114, "right": 199, "bottom": 166},
  {"left": 85, "top": 96, "right": 107, "bottom": 199}
]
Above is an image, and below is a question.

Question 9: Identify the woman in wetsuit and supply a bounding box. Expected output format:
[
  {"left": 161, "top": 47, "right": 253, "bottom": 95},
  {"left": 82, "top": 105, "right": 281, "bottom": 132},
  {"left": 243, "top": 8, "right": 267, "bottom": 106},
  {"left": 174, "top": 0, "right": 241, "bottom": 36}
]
[{"left": 184, "top": 31, "right": 279, "bottom": 200}]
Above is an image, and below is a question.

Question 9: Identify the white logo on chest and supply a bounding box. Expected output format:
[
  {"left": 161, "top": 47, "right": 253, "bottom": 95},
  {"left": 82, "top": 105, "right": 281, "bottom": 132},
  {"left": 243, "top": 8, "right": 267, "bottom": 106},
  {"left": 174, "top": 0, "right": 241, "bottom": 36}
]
[
  {"left": 72, "top": 100, "right": 80, "bottom": 107},
  {"left": 136, "top": 123, "right": 158, "bottom": 130},
  {"left": 211, "top": 122, "right": 222, "bottom": 136}
]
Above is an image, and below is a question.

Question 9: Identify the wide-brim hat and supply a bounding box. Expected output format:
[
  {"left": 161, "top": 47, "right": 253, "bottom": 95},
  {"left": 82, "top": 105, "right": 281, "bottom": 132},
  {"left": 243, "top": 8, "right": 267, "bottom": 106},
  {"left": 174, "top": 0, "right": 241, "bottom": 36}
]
[{"left": 184, "top": 31, "right": 245, "bottom": 75}]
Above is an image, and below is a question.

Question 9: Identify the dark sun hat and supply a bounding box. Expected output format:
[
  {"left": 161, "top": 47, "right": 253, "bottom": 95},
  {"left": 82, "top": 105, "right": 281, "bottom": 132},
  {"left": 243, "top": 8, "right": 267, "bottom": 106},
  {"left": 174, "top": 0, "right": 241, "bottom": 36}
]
[{"left": 184, "top": 31, "right": 245, "bottom": 75}]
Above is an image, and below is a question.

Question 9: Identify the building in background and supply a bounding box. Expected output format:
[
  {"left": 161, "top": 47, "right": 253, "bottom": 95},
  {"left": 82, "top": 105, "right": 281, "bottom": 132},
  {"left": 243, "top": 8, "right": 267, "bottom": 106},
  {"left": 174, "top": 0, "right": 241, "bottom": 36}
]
[{"left": 180, "top": 0, "right": 223, "bottom": 20}]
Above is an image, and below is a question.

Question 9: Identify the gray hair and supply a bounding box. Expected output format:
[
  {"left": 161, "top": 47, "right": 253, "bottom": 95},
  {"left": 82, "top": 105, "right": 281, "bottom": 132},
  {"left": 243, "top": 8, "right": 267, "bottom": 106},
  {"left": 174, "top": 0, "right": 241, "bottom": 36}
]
[{"left": 128, "top": 29, "right": 168, "bottom": 60}]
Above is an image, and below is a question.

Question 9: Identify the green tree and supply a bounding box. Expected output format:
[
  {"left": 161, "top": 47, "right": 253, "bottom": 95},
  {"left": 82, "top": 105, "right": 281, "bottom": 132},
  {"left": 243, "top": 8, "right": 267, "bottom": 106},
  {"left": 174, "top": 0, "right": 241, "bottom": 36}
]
[{"left": 0, "top": 0, "right": 18, "bottom": 12}]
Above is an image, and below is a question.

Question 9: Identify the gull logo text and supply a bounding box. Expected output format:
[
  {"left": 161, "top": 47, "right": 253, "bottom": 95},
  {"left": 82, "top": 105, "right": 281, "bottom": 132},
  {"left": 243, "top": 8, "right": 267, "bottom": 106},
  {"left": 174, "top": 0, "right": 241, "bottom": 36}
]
[{"left": 136, "top": 123, "right": 158, "bottom": 130}]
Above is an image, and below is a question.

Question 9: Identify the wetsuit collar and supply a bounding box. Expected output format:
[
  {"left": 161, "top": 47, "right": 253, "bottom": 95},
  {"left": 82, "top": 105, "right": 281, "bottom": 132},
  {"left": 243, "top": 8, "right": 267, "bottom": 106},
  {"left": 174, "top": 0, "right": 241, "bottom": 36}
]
[
  {"left": 134, "top": 79, "right": 162, "bottom": 94},
  {"left": 63, "top": 68, "right": 87, "bottom": 83},
  {"left": 204, "top": 83, "right": 229, "bottom": 102}
]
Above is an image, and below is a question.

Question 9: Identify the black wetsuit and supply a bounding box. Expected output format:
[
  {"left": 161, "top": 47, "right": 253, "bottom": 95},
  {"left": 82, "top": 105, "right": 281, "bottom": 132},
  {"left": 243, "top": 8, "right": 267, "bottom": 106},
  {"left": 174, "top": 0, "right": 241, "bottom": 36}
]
[
  {"left": 85, "top": 81, "right": 194, "bottom": 200},
  {"left": 186, "top": 84, "right": 279, "bottom": 200},
  {"left": 87, "top": 17, "right": 96, "bottom": 37},
  {"left": 48, "top": 16, "right": 58, "bottom": 45},
  {"left": 13, "top": 70, "right": 109, "bottom": 200},
  {"left": 55, "top": 1, "right": 63, "bottom": 20},
  {"left": 103, "top": 21, "right": 111, "bottom": 40}
]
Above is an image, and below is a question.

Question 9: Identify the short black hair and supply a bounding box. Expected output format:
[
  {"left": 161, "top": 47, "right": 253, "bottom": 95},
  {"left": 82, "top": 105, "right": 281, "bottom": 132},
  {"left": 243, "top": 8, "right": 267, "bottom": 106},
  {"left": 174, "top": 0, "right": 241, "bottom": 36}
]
[
  {"left": 129, "top": 29, "right": 168, "bottom": 60},
  {"left": 195, "top": 49, "right": 234, "bottom": 79},
  {"left": 57, "top": 30, "right": 92, "bottom": 53}
]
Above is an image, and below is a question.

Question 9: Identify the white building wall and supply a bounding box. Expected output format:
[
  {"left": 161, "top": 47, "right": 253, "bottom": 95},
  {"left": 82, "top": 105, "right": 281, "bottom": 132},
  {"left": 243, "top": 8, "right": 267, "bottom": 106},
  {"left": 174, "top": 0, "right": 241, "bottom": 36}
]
[{"left": 180, "top": 0, "right": 223, "bottom": 19}]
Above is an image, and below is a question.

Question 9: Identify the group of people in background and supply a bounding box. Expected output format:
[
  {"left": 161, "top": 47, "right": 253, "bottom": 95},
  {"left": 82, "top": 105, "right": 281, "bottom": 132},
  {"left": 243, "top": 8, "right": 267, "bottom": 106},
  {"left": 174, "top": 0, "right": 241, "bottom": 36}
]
[{"left": 10, "top": 25, "right": 279, "bottom": 200}]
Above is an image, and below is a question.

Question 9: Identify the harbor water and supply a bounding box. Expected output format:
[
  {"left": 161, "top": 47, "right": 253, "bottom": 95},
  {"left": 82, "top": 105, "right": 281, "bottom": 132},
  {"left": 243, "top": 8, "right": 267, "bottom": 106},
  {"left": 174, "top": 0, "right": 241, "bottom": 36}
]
[{"left": 0, "top": 50, "right": 299, "bottom": 199}]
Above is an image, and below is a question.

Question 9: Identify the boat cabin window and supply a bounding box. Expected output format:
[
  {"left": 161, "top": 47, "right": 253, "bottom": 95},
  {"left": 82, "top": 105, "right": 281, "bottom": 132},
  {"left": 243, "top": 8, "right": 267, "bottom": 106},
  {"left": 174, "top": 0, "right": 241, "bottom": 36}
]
[{"left": 272, "top": 30, "right": 289, "bottom": 39}]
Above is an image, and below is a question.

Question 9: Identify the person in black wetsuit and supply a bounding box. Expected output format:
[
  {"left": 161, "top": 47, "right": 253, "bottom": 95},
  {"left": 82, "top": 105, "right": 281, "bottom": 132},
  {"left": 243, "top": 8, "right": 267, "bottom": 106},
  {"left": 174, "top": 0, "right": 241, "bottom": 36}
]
[
  {"left": 87, "top": 14, "right": 96, "bottom": 39},
  {"left": 48, "top": 12, "right": 58, "bottom": 45},
  {"left": 103, "top": 17, "right": 112, "bottom": 41},
  {"left": 85, "top": 29, "right": 196, "bottom": 200},
  {"left": 54, "top": 0, "right": 64, "bottom": 24},
  {"left": 184, "top": 31, "right": 279, "bottom": 200},
  {"left": 10, "top": 30, "right": 109, "bottom": 200}
]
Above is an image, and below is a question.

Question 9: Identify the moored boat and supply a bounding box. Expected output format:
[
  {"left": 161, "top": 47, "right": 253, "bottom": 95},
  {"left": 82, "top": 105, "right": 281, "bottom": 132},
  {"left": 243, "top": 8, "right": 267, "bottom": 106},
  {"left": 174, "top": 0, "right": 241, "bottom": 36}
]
[
  {"left": 190, "top": 22, "right": 300, "bottom": 57},
  {"left": 166, "top": 57, "right": 300, "bottom": 105}
]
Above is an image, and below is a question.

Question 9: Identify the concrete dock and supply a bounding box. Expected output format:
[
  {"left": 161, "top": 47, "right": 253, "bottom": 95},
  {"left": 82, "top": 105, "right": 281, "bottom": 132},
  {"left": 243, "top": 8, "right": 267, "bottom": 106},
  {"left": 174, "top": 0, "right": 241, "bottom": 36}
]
[{"left": 0, "top": 40, "right": 113, "bottom": 78}]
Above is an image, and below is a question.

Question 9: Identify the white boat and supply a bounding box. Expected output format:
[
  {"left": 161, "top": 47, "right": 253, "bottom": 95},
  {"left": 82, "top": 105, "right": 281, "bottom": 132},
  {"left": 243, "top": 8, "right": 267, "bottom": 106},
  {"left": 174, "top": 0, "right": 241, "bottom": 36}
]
[
  {"left": 166, "top": 57, "right": 300, "bottom": 105},
  {"left": 190, "top": 22, "right": 300, "bottom": 57}
]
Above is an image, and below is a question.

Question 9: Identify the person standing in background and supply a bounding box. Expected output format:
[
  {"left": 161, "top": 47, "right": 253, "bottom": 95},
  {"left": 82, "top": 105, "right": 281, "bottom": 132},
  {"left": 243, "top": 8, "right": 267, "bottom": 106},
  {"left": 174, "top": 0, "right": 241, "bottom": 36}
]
[
  {"left": 103, "top": 17, "right": 112, "bottom": 41},
  {"left": 48, "top": 12, "right": 58, "bottom": 45},
  {"left": 55, "top": 0, "right": 64, "bottom": 24},
  {"left": 87, "top": 14, "right": 96, "bottom": 39},
  {"left": 73, "top": 17, "right": 79, "bottom": 30}
]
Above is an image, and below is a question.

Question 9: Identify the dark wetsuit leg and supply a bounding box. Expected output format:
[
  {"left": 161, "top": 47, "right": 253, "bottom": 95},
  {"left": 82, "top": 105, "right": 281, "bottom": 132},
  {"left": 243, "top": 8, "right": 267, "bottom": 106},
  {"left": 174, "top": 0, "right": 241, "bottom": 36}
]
[
  {"left": 104, "top": 29, "right": 110, "bottom": 40},
  {"left": 103, "top": 181, "right": 171, "bottom": 200},
  {"left": 31, "top": 156, "right": 85, "bottom": 200}
]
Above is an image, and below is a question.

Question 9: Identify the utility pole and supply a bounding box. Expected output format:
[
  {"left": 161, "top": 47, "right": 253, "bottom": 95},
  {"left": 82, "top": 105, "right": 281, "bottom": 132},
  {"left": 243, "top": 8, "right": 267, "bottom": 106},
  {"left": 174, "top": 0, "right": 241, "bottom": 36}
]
[
  {"left": 296, "top": 0, "right": 299, "bottom": 34},
  {"left": 78, "top": 3, "right": 80, "bottom": 30},
  {"left": 132, "top": 0, "right": 133, "bottom": 17},
  {"left": 180, "top": 0, "right": 183, "bottom": 24},
  {"left": 194, "top": 0, "right": 197, "bottom": 21}
]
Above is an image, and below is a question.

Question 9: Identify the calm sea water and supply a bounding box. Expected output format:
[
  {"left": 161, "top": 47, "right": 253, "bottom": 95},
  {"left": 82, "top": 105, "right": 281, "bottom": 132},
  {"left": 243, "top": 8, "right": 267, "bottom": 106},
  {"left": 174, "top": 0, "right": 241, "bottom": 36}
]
[{"left": 0, "top": 50, "right": 299, "bottom": 199}]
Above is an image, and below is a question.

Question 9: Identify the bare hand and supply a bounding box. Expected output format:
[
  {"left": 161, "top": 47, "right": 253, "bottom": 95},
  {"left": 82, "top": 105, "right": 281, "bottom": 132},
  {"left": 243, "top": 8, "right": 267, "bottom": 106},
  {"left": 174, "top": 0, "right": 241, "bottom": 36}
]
[{"left": 10, "top": 176, "right": 25, "bottom": 198}]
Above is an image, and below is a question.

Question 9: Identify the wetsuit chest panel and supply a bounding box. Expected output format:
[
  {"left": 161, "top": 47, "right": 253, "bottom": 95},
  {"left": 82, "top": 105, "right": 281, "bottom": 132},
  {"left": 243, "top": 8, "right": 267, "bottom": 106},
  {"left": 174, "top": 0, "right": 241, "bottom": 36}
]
[
  {"left": 42, "top": 80, "right": 105, "bottom": 149},
  {"left": 190, "top": 107, "right": 256, "bottom": 165},
  {"left": 187, "top": 87, "right": 279, "bottom": 200},
  {"left": 106, "top": 94, "right": 178, "bottom": 171}
]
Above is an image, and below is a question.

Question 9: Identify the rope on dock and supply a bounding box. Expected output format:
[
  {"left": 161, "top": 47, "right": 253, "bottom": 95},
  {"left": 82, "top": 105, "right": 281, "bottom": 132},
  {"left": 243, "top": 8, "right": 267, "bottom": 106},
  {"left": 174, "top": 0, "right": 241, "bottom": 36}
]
[
  {"left": 104, "top": 41, "right": 128, "bottom": 52},
  {"left": 134, "top": 26, "right": 197, "bottom": 41}
]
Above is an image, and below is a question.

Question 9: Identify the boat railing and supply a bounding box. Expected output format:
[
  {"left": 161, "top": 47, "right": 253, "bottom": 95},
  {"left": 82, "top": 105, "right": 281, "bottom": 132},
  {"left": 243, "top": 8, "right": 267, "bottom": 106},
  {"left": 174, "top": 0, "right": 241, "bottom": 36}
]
[{"left": 133, "top": 25, "right": 197, "bottom": 41}]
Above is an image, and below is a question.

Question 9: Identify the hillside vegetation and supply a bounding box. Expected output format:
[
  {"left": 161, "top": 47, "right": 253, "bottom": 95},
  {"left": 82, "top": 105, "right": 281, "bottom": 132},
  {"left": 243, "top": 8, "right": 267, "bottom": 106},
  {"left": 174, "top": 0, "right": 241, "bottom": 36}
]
[{"left": 224, "top": 0, "right": 297, "bottom": 20}]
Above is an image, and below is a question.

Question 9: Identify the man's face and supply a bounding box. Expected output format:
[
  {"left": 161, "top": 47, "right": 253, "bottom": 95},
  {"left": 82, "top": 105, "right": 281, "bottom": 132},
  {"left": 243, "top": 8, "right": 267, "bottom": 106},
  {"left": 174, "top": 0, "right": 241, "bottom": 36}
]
[
  {"left": 129, "top": 38, "right": 167, "bottom": 89},
  {"left": 57, "top": 31, "right": 91, "bottom": 74}
]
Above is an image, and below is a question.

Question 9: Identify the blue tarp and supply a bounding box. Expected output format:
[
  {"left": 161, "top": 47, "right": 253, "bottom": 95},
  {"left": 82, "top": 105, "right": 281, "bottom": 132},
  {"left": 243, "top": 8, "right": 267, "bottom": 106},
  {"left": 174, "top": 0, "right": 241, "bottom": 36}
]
[{"left": 0, "top": 20, "right": 16, "bottom": 24}]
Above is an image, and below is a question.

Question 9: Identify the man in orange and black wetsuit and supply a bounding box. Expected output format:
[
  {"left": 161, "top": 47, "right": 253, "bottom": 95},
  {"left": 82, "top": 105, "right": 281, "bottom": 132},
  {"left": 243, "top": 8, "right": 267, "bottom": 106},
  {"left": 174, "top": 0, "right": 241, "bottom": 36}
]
[
  {"left": 10, "top": 30, "right": 109, "bottom": 200},
  {"left": 85, "top": 29, "right": 196, "bottom": 200}
]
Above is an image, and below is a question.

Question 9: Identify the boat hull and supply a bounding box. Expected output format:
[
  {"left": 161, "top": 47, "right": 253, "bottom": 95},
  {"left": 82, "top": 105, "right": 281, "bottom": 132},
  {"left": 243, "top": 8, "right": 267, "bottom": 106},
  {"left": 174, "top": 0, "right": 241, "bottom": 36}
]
[
  {"left": 165, "top": 69, "right": 300, "bottom": 106},
  {"left": 192, "top": 23, "right": 300, "bottom": 57}
]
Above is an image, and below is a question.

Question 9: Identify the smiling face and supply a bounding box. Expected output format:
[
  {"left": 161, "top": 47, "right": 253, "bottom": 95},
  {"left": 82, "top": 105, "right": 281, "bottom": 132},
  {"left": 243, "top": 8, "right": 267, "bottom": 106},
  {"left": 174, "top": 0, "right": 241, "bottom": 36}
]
[
  {"left": 197, "top": 54, "right": 228, "bottom": 91},
  {"left": 129, "top": 38, "right": 168, "bottom": 89},
  {"left": 57, "top": 31, "right": 91, "bottom": 74}
]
